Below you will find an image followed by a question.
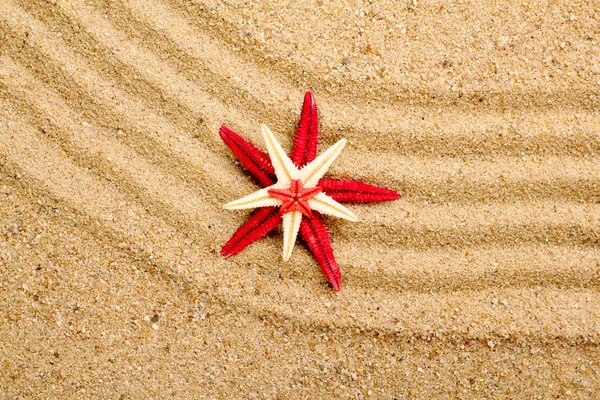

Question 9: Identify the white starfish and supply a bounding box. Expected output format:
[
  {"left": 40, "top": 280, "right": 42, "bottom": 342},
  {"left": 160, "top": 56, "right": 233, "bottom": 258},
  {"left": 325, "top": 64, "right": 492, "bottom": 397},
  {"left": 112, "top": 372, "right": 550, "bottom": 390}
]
[{"left": 224, "top": 124, "right": 357, "bottom": 261}]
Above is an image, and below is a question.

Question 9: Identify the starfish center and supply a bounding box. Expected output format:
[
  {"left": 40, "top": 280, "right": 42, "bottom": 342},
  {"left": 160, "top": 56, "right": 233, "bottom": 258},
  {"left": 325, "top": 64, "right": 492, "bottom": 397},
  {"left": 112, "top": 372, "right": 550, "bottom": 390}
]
[{"left": 268, "top": 179, "right": 322, "bottom": 218}]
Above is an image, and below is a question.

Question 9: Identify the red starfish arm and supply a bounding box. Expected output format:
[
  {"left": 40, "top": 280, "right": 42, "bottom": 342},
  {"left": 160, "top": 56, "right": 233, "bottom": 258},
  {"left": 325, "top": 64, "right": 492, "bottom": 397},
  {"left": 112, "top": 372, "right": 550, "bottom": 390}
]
[
  {"left": 220, "top": 207, "right": 282, "bottom": 258},
  {"left": 318, "top": 179, "right": 401, "bottom": 203},
  {"left": 295, "top": 199, "right": 314, "bottom": 218},
  {"left": 299, "top": 214, "right": 341, "bottom": 291},
  {"left": 219, "top": 125, "right": 276, "bottom": 187},
  {"left": 298, "top": 186, "right": 322, "bottom": 200},
  {"left": 289, "top": 92, "right": 319, "bottom": 168},
  {"left": 268, "top": 188, "right": 295, "bottom": 200},
  {"left": 279, "top": 200, "right": 298, "bottom": 215}
]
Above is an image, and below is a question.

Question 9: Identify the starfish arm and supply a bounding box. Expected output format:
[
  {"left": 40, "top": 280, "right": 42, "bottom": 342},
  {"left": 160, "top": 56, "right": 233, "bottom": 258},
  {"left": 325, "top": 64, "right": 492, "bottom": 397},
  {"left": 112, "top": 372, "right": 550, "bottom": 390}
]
[
  {"left": 261, "top": 124, "right": 299, "bottom": 185},
  {"left": 299, "top": 214, "right": 341, "bottom": 291},
  {"left": 268, "top": 187, "right": 296, "bottom": 201},
  {"left": 308, "top": 193, "right": 358, "bottom": 222},
  {"left": 295, "top": 198, "right": 314, "bottom": 218},
  {"left": 318, "top": 179, "right": 401, "bottom": 203},
  {"left": 223, "top": 187, "right": 282, "bottom": 210},
  {"left": 281, "top": 210, "right": 302, "bottom": 261},
  {"left": 220, "top": 207, "right": 282, "bottom": 257},
  {"left": 298, "top": 186, "right": 323, "bottom": 200},
  {"left": 289, "top": 92, "right": 319, "bottom": 168},
  {"left": 219, "top": 125, "right": 276, "bottom": 186},
  {"left": 299, "top": 138, "right": 347, "bottom": 187},
  {"left": 279, "top": 200, "right": 298, "bottom": 215}
]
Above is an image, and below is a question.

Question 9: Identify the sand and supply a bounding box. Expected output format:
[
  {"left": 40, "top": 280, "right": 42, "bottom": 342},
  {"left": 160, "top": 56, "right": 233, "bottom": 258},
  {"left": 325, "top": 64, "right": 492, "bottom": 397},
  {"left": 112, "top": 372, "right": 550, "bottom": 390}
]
[{"left": 1, "top": 0, "right": 599, "bottom": 398}]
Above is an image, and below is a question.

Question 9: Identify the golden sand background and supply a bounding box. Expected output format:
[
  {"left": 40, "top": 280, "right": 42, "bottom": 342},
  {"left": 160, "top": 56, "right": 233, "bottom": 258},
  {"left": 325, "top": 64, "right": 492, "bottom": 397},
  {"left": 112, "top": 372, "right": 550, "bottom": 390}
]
[{"left": 1, "top": 0, "right": 599, "bottom": 398}]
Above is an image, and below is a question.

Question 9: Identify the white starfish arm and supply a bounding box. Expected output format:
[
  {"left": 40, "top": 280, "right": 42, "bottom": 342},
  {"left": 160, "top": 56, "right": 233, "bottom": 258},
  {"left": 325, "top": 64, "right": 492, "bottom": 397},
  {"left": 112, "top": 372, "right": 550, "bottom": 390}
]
[
  {"left": 223, "top": 187, "right": 281, "bottom": 210},
  {"left": 281, "top": 210, "right": 302, "bottom": 261},
  {"left": 299, "top": 138, "right": 346, "bottom": 187},
  {"left": 308, "top": 192, "right": 358, "bottom": 222},
  {"left": 261, "top": 124, "right": 298, "bottom": 185}
]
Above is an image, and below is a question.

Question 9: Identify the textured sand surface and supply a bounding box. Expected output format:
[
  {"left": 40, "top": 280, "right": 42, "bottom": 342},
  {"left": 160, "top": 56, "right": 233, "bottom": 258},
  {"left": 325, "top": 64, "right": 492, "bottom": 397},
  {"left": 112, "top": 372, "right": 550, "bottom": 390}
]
[{"left": 1, "top": 0, "right": 599, "bottom": 398}]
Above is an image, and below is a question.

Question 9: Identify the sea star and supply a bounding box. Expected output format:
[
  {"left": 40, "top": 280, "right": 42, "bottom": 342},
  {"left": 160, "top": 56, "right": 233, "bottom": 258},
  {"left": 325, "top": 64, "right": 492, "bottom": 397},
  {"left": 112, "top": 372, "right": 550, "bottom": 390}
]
[
  {"left": 224, "top": 124, "right": 358, "bottom": 261},
  {"left": 268, "top": 180, "right": 322, "bottom": 218},
  {"left": 220, "top": 92, "right": 400, "bottom": 290}
]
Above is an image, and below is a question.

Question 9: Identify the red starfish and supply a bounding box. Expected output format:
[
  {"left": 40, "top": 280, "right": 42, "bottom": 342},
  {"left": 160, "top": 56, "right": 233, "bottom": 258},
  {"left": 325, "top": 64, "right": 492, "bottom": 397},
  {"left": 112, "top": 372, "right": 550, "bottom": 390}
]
[
  {"left": 220, "top": 92, "right": 400, "bottom": 290},
  {"left": 268, "top": 179, "right": 322, "bottom": 218}
]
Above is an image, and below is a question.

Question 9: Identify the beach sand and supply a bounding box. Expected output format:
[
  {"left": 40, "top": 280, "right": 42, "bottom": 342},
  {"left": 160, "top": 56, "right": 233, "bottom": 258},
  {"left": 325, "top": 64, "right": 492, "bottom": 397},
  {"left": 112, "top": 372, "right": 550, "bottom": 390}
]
[{"left": 1, "top": 0, "right": 599, "bottom": 398}]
